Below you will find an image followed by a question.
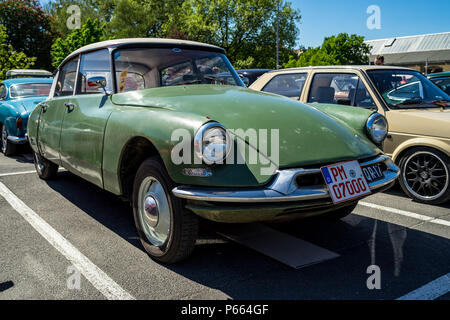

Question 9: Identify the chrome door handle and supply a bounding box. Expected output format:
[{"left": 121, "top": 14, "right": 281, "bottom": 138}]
[
  {"left": 40, "top": 103, "right": 48, "bottom": 112},
  {"left": 64, "top": 103, "right": 75, "bottom": 108}
]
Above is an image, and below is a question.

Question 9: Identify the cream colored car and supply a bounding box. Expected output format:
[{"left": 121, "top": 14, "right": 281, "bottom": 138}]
[{"left": 251, "top": 66, "right": 450, "bottom": 204}]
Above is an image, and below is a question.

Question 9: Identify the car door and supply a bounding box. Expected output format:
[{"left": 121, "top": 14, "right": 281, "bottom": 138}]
[
  {"left": 59, "top": 49, "right": 114, "bottom": 188},
  {"left": 38, "top": 56, "right": 79, "bottom": 165}
]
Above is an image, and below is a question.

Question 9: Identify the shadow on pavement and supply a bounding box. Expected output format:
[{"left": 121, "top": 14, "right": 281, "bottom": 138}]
[{"left": 44, "top": 171, "right": 450, "bottom": 299}]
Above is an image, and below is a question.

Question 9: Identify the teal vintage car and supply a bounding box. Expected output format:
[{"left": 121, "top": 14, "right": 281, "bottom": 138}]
[
  {"left": 0, "top": 78, "right": 53, "bottom": 155},
  {"left": 28, "top": 39, "right": 399, "bottom": 263}
]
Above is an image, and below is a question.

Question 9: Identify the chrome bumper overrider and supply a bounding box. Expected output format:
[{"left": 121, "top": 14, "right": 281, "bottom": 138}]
[
  {"left": 172, "top": 155, "right": 400, "bottom": 203},
  {"left": 7, "top": 135, "right": 28, "bottom": 144}
]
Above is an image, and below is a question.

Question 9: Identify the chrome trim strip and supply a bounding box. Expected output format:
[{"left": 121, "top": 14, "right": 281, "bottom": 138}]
[
  {"left": 7, "top": 136, "right": 28, "bottom": 144},
  {"left": 172, "top": 155, "right": 399, "bottom": 203}
]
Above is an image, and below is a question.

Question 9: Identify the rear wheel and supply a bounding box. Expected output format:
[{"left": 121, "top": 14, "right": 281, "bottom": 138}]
[
  {"left": 398, "top": 148, "right": 450, "bottom": 204},
  {"left": 33, "top": 151, "right": 58, "bottom": 180},
  {"left": 1, "top": 124, "right": 17, "bottom": 156},
  {"left": 132, "top": 157, "right": 198, "bottom": 263}
]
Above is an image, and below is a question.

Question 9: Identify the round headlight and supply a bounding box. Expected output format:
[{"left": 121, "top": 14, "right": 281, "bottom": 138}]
[
  {"left": 194, "top": 122, "right": 231, "bottom": 164},
  {"left": 366, "top": 113, "right": 388, "bottom": 144}
]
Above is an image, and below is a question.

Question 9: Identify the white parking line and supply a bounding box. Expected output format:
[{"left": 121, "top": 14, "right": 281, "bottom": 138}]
[
  {"left": 0, "top": 181, "right": 135, "bottom": 300},
  {"left": 397, "top": 273, "right": 450, "bottom": 300},
  {"left": 0, "top": 170, "right": 37, "bottom": 177},
  {"left": 359, "top": 201, "right": 450, "bottom": 227}
]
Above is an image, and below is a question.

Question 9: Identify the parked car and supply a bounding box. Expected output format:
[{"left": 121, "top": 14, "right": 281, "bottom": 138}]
[
  {"left": 237, "top": 69, "right": 272, "bottom": 86},
  {"left": 28, "top": 39, "right": 399, "bottom": 263},
  {"left": 251, "top": 66, "right": 450, "bottom": 204},
  {"left": 6, "top": 69, "right": 53, "bottom": 79},
  {"left": 428, "top": 72, "right": 450, "bottom": 95},
  {"left": 0, "top": 78, "right": 53, "bottom": 156}
]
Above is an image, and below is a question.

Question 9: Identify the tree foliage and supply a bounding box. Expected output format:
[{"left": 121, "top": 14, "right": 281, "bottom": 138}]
[
  {"left": 44, "top": 0, "right": 115, "bottom": 38},
  {"left": 109, "top": 0, "right": 301, "bottom": 69},
  {"left": 50, "top": 18, "right": 106, "bottom": 68},
  {"left": 0, "top": 25, "right": 36, "bottom": 80},
  {"left": 284, "top": 33, "right": 372, "bottom": 68},
  {"left": 0, "top": 0, "right": 57, "bottom": 70}
]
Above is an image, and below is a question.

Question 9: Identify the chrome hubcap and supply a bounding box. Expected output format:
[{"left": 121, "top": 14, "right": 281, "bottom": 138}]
[
  {"left": 138, "top": 176, "right": 171, "bottom": 246},
  {"left": 403, "top": 151, "right": 448, "bottom": 201},
  {"left": 34, "top": 153, "right": 44, "bottom": 174},
  {"left": 1, "top": 126, "right": 7, "bottom": 153}
]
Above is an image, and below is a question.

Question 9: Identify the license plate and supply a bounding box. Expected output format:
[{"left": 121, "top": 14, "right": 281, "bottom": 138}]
[
  {"left": 362, "top": 163, "right": 385, "bottom": 183},
  {"left": 321, "top": 160, "right": 371, "bottom": 204}
]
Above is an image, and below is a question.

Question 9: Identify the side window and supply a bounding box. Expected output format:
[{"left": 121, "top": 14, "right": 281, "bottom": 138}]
[
  {"left": 308, "top": 73, "right": 375, "bottom": 109},
  {"left": 262, "top": 73, "right": 307, "bottom": 99},
  {"left": 55, "top": 57, "right": 79, "bottom": 97},
  {"left": 0, "top": 84, "right": 6, "bottom": 100},
  {"left": 77, "top": 49, "right": 113, "bottom": 94}
]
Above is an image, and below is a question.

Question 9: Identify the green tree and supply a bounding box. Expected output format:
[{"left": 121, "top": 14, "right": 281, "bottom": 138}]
[
  {"left": 109, "top": 0, "right": 301, "bottom": 69},
  {"left": 0, "top": 25, "right": 36, "bottom": 80},
  {"left": 0, "top": 0, "right": 57, "bottom": 70},
  {"left": 44, "top": 0, "right": 115, "bottom": 38},
  {"left": 285, "top": 33, "right": 372, "bottom": 68},
  {"left": 50, "top": 18, "right": 106, "bottom": 68}
]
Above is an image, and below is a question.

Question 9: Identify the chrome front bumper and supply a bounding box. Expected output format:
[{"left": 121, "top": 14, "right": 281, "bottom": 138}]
[{"left": 172, "top": 155, "right": 400, "bottom": 203}]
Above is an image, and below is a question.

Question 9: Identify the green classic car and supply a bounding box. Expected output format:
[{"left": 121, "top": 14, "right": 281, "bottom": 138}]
[{"left": 28, "top": 39, "right": 399, "bottom": 263}]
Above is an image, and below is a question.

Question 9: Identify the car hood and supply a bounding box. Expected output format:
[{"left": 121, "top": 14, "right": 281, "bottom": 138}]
[
  {"left": 112, "top": 85, "right": 380, "bottom": 168},
  {"left": 386, "top": 108, "right": 450, "bottom": 139},
  {"left": 12, "top": 96, "right": 48, "bottom": 115}
]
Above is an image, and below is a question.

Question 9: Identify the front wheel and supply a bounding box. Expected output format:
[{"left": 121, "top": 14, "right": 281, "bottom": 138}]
[
  {"left": 132, "top": 157, "right": 198, "bottom": 263},
  {"left": 398, "top": 148, "right": 450, "bottom": 205},
  {"left": 1, "top": 124, "right": 17, "bottom": 156},
  {"left": 33, "top": 151, "right": 58, "bottom": 180}
]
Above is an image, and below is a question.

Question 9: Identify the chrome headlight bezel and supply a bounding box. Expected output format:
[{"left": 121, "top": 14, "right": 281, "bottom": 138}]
[
  {"left": 366, "top": 113, "right": 388, "bottom": 144},
  {"left": 194, "top": 122, "right": 231, "bottom": 165}
]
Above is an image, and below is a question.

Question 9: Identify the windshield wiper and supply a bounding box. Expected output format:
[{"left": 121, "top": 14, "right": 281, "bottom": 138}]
[{"left": 203, "top": 75, "right": 228, "bottom": 85}]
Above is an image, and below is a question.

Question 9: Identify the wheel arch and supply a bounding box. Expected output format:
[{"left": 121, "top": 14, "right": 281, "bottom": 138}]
[
  {"left": 392, "top": 138, "right": 450, "bottom": 163},
  {"left": 117, "top": 135, "right": 165, "bottom": 201}
]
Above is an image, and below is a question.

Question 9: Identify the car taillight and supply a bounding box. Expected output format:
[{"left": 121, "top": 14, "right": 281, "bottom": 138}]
[{"left": 16, "top": 117, "right": 23, "bottom": 131}]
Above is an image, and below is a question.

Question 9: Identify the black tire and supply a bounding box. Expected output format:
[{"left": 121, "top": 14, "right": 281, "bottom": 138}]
[
  {"left": 398, "top": 147, "right": 450, "bottom": 205},
  {"left": 1, "top": 124, "right": 17, "bottom": 156},
  {"left": 132, "top": 157, "right": 198, "bottom": 264},
  {"left": 33, "top": 151, "right": 58, "bottom": 180},
  {"left": 321, "top": 203, "right": 358, "bottom": 220}
]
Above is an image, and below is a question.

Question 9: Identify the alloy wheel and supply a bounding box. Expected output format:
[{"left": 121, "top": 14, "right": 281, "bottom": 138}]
[{"left": 402, "top": 151, "right": 449, "bottom": 201}]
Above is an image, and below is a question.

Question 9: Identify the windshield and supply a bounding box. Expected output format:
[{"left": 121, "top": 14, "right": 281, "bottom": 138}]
[
  {"left": 367, "top": 70, "right": 450, "bottom": 108},
  {"left": 113, "top": 48, "right": 242, "bottom": 93},
  {"left": 9, "top": 83, "right": 52, "bottom": 98}
]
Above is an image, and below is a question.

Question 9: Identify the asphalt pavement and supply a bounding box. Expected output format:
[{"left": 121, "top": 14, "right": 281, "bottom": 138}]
[{"left": 0, "top": 151, "right": 449, "bottom": 300}]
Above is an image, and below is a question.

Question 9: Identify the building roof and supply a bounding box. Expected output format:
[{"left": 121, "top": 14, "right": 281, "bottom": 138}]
[
  {"left": 365, "top": 32, "right": 450, "bottom": 65},
  {"left": 61, "top": 38, "right": 226, "bottom": 68}
]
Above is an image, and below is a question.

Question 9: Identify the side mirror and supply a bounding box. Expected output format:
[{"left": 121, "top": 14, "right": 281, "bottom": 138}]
[{"left": 87, "top": 76, "right": 108, "bottom": 94}]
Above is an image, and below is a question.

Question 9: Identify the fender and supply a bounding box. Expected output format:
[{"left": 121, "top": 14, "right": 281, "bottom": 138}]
[{"left": 391, "top": 136, "right": 450, "bottom": 163}]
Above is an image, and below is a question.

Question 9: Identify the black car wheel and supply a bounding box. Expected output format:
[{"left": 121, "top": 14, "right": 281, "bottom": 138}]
[
  {"left": 398, "top": 147, "right": 450, "bottom": 205},
  {"left": 132, "top": 157, "right": 198, "bottom": 263},
  {"left": 1, "top": 124, "right": 17, "bottom": 156},
  {"left": 33, "top": 151, "right": 59, "bottom": 180}
]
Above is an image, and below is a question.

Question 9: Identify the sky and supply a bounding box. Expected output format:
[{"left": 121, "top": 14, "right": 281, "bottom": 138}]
[
  {"left": 292, "top": 0, "right": 450, "bottom": 47},
  {"left": 39, "top": 0, "right": 450, "bottom": 48}
]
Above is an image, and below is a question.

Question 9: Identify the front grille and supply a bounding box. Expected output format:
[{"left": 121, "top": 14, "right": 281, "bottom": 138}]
[{"left": 295, "top": 155, "right": 386, "bottom": 188}]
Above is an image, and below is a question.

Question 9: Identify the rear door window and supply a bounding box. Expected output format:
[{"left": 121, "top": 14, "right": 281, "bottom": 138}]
[{"left": 308, "top": 73, "right": 376, "bottom": 108}]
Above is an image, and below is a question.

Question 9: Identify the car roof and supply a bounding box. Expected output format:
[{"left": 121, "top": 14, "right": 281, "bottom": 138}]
[
  {"left": 60, "top": 38, "right": 226, "bottom": 68},
  {"left": 428, "top": 72, "right": 450, "bottom": 78},
  {"left": 1, "top": 78, "right": 54, "bottom": 87},
  {"left": 266, "top": 65, "right": 415, "bottom": 74}
]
